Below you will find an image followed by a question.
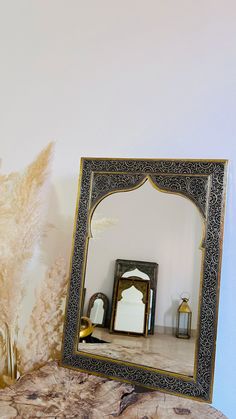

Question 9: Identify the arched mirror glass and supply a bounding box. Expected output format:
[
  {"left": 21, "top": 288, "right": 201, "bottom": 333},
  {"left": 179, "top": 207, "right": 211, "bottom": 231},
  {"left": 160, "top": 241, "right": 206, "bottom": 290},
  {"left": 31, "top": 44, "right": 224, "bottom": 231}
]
[
  {"left": 115, "top": 286, "right": 145, "bottom": 333},
  {"left": 90, "top": 299, "right": 104, "bottom": 324},
  {"left": 121, "top": 267, "right": 155, "bottom": 333},
  {"left": 62, "top": 158, "right": 227, "bottom": 402},
  {"left": 114, "top": 279, "right": 149, "bottom": 335},
  {"left": 79, "top": 181, "right": 203, "bottom": 377},
  {"left": 122, "top": 268, "right": 150, "bottom": 280}
]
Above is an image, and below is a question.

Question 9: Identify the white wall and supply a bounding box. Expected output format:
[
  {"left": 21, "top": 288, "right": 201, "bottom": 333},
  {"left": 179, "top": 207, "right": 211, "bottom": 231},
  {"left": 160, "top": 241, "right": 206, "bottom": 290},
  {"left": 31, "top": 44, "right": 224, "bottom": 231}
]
[
  {"left": 84, "top": 180, "right": 202, "bottom": 330},
  {"left": 0, "top": 1, "right": 235, "bottom": 416}
]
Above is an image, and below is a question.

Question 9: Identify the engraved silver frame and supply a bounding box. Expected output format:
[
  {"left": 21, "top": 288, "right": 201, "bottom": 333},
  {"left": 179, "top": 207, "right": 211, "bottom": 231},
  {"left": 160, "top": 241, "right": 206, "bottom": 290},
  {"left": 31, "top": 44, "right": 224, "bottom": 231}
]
[{"left": 61, "top": 158, "right": 228, "bottom": 402}]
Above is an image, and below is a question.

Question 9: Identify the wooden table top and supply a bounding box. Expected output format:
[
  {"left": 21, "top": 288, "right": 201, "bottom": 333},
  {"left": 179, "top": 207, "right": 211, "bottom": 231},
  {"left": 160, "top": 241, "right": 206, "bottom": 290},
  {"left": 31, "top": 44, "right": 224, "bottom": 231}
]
[{"left": 0, "top": 361, "right": 226, "bottom": 418}]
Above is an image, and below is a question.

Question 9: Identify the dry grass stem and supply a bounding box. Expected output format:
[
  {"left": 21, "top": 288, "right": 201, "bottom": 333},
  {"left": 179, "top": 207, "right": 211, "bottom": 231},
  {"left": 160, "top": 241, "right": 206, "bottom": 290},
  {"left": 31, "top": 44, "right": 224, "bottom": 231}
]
[
  {"left": 18, "top": 257, "right": 68, "bottom": 374},
  {"left": 0, "top": 143, "right": 54, "bottom": 381}
]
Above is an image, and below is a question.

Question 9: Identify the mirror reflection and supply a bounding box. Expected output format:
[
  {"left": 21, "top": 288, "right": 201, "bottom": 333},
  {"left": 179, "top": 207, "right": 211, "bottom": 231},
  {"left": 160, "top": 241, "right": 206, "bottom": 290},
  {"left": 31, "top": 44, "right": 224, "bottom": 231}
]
[
  {"left": 113, "top": 278, "right": 150, "bottom": 335},
  {"left": 87, "top": 292, "right": 109, "bottom": 327},
  {"left": 121, "top": 266, "right": 156, "bottom": 334},
  {"left": 78, "top": 180, "right": 204, "bottom": 377},
  {"left": 90, "top": 299, "right": 104, "bottom": 324}
]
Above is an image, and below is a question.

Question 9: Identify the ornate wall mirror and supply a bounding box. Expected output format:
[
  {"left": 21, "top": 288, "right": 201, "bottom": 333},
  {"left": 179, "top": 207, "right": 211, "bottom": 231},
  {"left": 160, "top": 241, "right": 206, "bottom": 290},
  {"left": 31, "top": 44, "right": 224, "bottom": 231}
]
[{"left": 61, "top": 158, "right": 227, "bottom": 402}]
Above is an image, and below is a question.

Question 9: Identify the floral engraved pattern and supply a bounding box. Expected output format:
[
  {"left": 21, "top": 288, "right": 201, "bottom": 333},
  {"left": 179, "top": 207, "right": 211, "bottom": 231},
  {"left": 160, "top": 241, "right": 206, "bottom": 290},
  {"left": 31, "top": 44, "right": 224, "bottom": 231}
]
[
  {"left": 62, "top": 158, "right": 227, "bottom": 402},
  {"left": 91, "top": 173, "right": 146, "bottom": 208},
  {"left": 150, "top": 175, "right": 209, "bottom": 217}
]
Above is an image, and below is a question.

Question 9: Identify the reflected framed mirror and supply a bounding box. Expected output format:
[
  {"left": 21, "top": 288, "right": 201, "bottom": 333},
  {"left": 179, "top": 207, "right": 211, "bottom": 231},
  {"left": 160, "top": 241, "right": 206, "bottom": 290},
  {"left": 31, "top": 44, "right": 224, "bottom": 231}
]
[
  {"left": 87, "top": 292, "right": 109, "bottom": 327},
  {"left": 61, "top": 158, "right": 227, "bottom": 402},
  {"left": 114, "top": 259, "right": 158, "bottom": 334},
  {"left": 110, "top": 276, "right": 150, "bottom": 336}
]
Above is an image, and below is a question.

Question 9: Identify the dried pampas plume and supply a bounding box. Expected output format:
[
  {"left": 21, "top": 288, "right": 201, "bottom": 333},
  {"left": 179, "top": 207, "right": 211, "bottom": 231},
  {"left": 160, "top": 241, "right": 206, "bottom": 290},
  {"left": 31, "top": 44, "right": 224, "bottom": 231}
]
[
  {"left": 0, "top": 143, "right": 54, "bottom": 381},
  {"left": 18, "top": 257, "right": 67, "bottom": 374},
  {"left": 0, "top": 328, "right": 6, "bottom": 386}
]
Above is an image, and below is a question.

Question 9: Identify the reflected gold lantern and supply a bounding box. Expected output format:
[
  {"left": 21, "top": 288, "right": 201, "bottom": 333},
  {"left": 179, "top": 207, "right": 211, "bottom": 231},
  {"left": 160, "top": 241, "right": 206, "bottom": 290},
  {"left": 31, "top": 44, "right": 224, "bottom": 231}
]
[{"left": 176, "top": 297, "right": 192, "bottom": 339}]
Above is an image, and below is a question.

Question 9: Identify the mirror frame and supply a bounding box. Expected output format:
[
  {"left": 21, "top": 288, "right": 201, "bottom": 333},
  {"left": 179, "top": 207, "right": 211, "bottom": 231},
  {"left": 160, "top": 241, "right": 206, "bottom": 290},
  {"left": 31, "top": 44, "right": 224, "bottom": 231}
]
[{"left": 61, "top": 157, "right": 228, "bottom": 402}]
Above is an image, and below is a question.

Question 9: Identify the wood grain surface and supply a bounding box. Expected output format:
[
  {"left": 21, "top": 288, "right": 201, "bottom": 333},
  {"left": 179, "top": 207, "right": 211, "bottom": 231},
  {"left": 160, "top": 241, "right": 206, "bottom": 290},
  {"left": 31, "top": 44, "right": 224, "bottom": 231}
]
[{"left": 0, "top": 362, "right": 227, "bottom": 418}]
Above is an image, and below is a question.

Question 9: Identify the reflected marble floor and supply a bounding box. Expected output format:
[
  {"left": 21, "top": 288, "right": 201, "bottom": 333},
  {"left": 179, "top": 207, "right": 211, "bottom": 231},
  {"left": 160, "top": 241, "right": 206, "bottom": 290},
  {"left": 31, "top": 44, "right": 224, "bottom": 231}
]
[{"left": 79, "top": 328, "right": 196, "bottom": 377}]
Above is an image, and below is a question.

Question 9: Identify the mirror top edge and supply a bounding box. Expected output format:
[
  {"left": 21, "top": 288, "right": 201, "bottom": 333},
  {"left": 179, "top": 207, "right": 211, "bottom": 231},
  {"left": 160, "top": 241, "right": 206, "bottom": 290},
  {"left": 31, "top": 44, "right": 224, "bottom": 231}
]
[
  {"left": 116, "top": 258, "right": 158, "bottom": 266},
  {"left": 80, "top": 157, "right": 228, "bottom": 163}
]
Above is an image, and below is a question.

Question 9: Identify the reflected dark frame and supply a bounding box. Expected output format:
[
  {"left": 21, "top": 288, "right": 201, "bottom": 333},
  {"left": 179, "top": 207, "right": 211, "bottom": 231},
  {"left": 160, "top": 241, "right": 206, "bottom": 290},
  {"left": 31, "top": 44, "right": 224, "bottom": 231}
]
[
  {"left": 61, "top": 158, "right": 228, "bottom": 402},
  {"left": 113, "top": 259, "right": 158, "bottom": 335},
  {"left": 110, "top": 276, "right": 150, "bottom": 336}
]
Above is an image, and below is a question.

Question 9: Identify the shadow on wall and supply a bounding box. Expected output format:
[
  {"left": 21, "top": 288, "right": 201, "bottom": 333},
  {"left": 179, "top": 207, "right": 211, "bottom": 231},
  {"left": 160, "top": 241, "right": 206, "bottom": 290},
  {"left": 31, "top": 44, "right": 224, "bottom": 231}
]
[{"left": 163, "top": 299, "right": 179, "bottom": 335}]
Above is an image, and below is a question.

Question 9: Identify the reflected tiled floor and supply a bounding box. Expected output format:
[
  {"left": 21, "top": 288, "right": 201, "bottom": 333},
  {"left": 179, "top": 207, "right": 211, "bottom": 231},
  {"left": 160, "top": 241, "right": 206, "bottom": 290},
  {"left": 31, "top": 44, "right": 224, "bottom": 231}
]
[{"left": 79, "top": 328, "right": 196, "bottom": 377}]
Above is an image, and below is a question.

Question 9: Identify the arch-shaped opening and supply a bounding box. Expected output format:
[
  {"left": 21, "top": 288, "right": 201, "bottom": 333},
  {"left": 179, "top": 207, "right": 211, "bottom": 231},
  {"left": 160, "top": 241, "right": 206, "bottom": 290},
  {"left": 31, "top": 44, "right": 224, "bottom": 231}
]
[
  {"left": 90, "top": 299, "right": 104, "bottom": 324},
  {"left": 115, "top": 286, "right": 145, "bottom": 334},
  {"left": 81, "top": 179, "right": 204, "bottom": 376},
  {"left": 122, "top": 268, "right": 150, "bottom": 281}
]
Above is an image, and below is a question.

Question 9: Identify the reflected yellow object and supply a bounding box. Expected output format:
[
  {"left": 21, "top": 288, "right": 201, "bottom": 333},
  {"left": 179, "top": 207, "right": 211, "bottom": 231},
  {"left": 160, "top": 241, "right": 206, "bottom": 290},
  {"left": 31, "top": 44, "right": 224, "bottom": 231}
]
[
  {"left": 79, "top": 317, "right": 95, "bottom": 338},
  {"left": 178, "top": 298, "right": 191, "bottom": 313},
  {"left": 176, "top": 298, "right": 192, "bottom": 339}
]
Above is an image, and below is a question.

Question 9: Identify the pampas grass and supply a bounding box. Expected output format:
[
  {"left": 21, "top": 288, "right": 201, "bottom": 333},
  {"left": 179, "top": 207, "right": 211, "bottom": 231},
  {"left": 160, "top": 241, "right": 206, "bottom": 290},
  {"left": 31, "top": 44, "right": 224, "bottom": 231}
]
[
  {"left": 0, "top": 143, "right": 53, "bottom": 381},
  {"left": 18, "top": 257, "right": 67, "bottom": 374},
  {"left": 0, "top": 328, "right": 6, "bottom": 386}
]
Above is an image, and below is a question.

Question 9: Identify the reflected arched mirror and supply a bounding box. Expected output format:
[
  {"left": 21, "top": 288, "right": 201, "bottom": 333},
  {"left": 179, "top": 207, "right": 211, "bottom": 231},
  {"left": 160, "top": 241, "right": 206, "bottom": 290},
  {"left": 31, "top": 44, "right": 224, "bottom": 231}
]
[
  {"left": 113, "top": 278, "right": 150, "bottom": 335},
  {"left": 87, "top": 293, "right": 109, "bottom": 327},
  {"left": 118, "top": 260, "right": 158, "bottom": 334},
  {"left": 62, "top": 158, "right": 227, "bottom": 402},
  {"left": 90, "top": 299, "right": 104, "bottom": 324}
]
